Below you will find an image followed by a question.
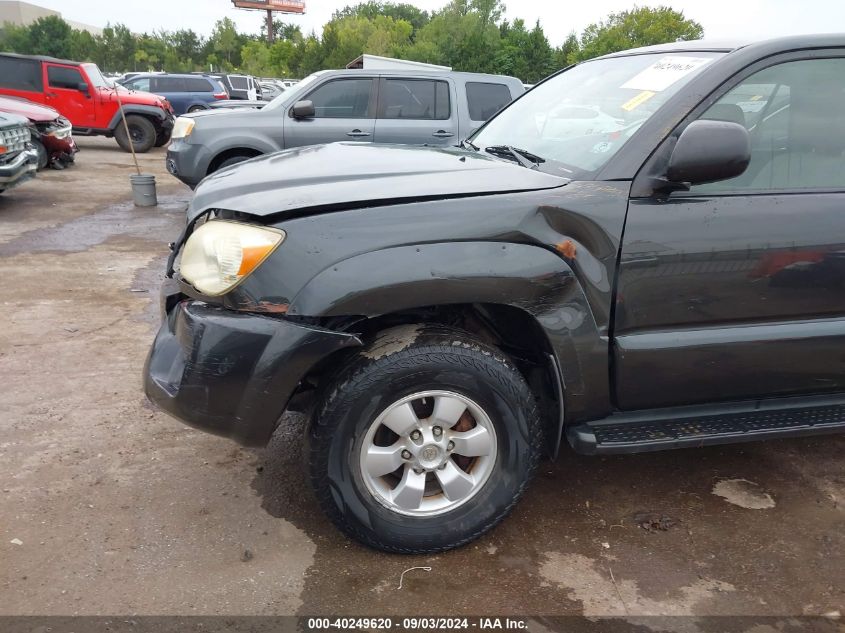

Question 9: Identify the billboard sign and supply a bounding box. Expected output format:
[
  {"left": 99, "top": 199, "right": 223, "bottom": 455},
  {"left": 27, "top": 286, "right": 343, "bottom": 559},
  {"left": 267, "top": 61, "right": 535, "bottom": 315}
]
[{"left": 231, "top": 0, "right": 305, "bottom": 12}]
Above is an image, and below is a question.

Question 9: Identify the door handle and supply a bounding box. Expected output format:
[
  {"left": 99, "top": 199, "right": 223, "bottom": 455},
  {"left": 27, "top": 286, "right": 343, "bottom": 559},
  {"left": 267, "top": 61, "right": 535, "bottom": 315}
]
[
  {"left": 432, "top": 130, "right": 454, "bottom": 138},
  {"left": 346, "top": 129, "right": 371, "bottom": 137},
  {"left": 46, "top": 92, "right": 57, "bottom": 98}
]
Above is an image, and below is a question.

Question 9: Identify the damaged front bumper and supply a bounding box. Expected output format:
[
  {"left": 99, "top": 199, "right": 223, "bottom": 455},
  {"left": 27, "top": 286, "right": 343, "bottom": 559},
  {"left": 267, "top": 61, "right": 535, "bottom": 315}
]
[
  {"left": 0, "top": 147, "right": 38, "bottom": 190},
  {"left": 144, "top": 288, "right": 361, "bottom": 446}
]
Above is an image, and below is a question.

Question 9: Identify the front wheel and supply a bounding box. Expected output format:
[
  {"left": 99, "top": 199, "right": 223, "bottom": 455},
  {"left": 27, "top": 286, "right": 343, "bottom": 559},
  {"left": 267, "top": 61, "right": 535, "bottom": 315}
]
[
  {"left": 32, "top": 139, "right": 49, "bottom": 170},
  {"left": 308, "top": 324, "right": 542, "bottom": 553},
  {"left": 114, "top": 115, "right": 156, "bottom": 153},
  {"left": 154, "top": 130, "right": 172, "bottom": 147}
]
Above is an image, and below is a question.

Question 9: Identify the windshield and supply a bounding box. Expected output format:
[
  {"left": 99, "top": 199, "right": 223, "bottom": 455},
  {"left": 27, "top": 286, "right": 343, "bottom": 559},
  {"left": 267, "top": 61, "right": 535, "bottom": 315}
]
[
  {"left": 471, "top": 52, "right": 724, "bottom": 177},
  {"left": 263, "top": 71, "right": 327, "bottom": 110},
  {"left": 82, "top": 63, "right": 108, "bottom": 88}
]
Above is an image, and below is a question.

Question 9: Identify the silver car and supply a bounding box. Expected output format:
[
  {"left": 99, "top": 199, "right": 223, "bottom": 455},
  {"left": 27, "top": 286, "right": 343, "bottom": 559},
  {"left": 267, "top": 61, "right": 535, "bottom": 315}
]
[{"left": 165, "top": 69, "right": 524, "bottom": 188}]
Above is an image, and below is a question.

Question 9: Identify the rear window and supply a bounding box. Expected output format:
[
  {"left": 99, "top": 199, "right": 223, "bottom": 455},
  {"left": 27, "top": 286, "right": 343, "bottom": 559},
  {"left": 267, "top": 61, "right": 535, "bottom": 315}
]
[
  {"left": 47, "top": 65, "right": 84, "bottom": 90},
  {"left": 380, "top": 79, "right": 450, "bottom": 120},
  {"left": 184, "top": 77, "right": 213, "bottom": 92},
  {"left": 466, "top": 82, "right": 512, "bottom": 121},
  {"left": 229, "top": 76, "right": 249, "bottom": 90},
  {"left": 0, "top": 56, "right": 43, "bottom": 92}
]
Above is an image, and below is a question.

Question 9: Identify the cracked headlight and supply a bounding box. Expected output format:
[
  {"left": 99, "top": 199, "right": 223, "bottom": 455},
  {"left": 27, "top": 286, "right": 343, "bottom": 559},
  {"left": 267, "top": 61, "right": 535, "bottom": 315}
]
[{"left": 179, "top": 220, "right": 285, "bottom": 296}]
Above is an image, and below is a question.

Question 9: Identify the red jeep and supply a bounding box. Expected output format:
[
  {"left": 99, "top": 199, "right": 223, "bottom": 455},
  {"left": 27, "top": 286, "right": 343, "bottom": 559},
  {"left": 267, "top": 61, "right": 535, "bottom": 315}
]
[{"left": 0, "top": 53, "right": 174, "bottom": 153}]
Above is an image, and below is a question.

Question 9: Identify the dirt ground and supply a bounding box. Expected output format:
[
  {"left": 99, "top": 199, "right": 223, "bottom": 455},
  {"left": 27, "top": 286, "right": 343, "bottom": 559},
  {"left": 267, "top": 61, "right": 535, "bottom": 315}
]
[{"left": 0, "top": 137, "right": 843, "bottom": 623}]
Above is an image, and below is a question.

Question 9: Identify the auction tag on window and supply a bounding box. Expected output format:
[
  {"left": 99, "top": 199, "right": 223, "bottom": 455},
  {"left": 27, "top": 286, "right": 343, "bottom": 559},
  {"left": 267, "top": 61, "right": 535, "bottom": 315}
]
[
  {"left": 621, "top": 56, "right": 713, "bottom": 92},
  {"left": 621, "top": 90, "right": 656, "bottom": 111}
]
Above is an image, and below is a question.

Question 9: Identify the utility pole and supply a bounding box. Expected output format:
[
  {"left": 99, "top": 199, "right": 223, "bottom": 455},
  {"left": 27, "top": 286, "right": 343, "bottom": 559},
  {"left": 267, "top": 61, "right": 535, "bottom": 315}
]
[{"left": 266, "top": 9, "right": 274, "bottom": 44}]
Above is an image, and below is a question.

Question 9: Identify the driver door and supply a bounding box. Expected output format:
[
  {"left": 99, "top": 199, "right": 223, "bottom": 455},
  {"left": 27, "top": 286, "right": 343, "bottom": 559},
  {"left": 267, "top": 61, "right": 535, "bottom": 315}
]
[
  {"left": 284, "top": 77, "right": 377, "bottom": 149},
  {"left": 613, "top": 52, "right": 845, "bottom": 410},
  {"left": 44, "top": 63, "right": 93, "bottom": 127}
]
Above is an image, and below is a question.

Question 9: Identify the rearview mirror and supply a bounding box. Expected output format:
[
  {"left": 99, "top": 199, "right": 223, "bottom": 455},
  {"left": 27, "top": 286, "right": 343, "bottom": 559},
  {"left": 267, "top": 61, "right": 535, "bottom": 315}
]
[
  {"left": 666, "top": 119, "right": 750, "bottom": 186},
  {"left": 291, "top": 100, "right": 315, "bottom": 119},
  {"left": 77, "top": 82, "right": 90, "bottom": 95}
]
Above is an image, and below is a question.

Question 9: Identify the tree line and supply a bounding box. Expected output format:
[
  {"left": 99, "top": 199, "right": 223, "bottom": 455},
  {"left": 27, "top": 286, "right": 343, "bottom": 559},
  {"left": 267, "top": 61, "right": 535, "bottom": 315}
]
[{"left": 0, "top": 1, "right": 703, "bottom": 82}]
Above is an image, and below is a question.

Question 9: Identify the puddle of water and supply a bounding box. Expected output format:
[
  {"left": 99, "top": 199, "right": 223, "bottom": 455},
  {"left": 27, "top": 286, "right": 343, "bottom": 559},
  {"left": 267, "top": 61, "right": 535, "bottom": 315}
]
[
  {"left": 0, "top": 193, "right": 189, "bottom": 257},
  {"left": 712, "top": 478, "right": 776, "bottom": 510}
]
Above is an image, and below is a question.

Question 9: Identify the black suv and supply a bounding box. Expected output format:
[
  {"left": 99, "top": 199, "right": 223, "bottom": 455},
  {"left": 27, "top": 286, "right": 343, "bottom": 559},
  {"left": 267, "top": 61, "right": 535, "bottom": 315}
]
[{"left": 145, "top": 36, "right": 845, "bottom": 554}]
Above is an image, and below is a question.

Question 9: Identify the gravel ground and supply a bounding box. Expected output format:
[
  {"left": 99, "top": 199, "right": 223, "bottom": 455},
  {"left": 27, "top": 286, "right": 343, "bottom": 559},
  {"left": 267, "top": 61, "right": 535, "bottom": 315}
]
[{"left": 0, "top": 137, "right": 843, "bottom": 622}]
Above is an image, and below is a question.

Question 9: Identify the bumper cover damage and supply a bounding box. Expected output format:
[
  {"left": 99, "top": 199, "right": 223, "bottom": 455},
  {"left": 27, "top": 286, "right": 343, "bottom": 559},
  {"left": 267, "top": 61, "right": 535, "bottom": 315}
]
[
  {"left": 144, "top": 299, "right": 361, "bottom": 446},
  {"left": 0, "top": 147, "right": 38, "bottom": 190}
]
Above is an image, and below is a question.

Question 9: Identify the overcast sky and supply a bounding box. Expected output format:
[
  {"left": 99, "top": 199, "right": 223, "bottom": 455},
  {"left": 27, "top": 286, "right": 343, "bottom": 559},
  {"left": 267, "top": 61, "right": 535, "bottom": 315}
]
[{"left": 30, "top": 0, "right": 845, "bottom": 47}]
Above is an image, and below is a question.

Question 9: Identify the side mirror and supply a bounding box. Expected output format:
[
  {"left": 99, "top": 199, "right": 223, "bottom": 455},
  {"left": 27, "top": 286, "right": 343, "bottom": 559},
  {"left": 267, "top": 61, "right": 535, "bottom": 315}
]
[
  {"left": 291, "top": 100, "right": 315, "bottom": 119},
  {"left": 77, "top": 82, "right": 90, "bottom": 95},
  {"left": 666, "top": 119, "right": 750, "bottom": 186}
]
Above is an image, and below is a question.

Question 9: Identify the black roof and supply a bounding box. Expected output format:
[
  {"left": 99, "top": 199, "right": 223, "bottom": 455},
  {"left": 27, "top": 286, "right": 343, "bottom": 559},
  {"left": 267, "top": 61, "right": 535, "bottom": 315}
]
[{"left": 0, "top": 52, "right": 83, "bottom": 66}]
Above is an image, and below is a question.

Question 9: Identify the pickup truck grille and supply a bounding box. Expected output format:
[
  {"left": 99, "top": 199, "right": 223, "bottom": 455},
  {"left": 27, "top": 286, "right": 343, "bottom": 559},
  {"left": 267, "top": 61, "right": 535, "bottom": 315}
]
[{"left": 0, "top": 126, "right": 30, "bottom": 154}]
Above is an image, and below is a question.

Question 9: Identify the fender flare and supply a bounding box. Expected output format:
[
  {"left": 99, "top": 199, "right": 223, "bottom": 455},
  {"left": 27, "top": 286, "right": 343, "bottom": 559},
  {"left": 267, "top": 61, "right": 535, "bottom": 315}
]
[
  {"left": 288, "top": 241, "right": 611, "bottom": 425},
  {"left": 107, "top": 105, "right": 168, "bottom": 131}
]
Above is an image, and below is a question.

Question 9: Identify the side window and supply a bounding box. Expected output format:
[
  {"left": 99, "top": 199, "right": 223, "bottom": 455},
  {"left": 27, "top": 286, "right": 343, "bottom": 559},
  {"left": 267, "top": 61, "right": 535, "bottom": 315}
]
[
  {"left": 185, "top": 78, "right": 213, "bottom": 93},
  {"left": 0, "top": 57, "right": 43, "bottom": 91},
  {"left": 47, "top": 65, "right": 84, "bottom": 90},
  {"left": 152, "top": 77, "right": 185, "bottom": 92},
  {"left": 466, "top": 82, "right": 512, "bottom": 121},
  {"left": 379, "top": 79, "right": 450, "bottom": 120},
  {"left": 127, "top": 77, "right": 151, "bottom": 92},
  {"left": 306, "top": 79, "right": 373, "bottom": 118},
  {"left": 692, "top": 57, "right": 845, "bottom": 192}
]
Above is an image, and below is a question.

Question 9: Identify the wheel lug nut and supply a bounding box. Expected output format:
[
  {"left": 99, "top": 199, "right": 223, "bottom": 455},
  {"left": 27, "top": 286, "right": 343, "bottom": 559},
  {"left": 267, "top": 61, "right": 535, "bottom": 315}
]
[
  {"left": 447, "top": 441, "right": 455, "bottom": 451},
  {"left": 433, "top": 426, "right": 442, "bottom": 437},
  {"left": 401, "top": 450, "right": 412, "bottom": 460},
  {"left": 413, "top": 468, "right": 424, "bottom": 474},
  {"left": 410, "top": 430, "right": 422, "bottom": 441}
]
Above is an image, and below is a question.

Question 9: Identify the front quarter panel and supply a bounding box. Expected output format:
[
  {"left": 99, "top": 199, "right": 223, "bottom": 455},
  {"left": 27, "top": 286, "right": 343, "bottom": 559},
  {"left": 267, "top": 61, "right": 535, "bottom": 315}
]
[{"left": 217, "top": 182, "right": 631, "bottom": 421}]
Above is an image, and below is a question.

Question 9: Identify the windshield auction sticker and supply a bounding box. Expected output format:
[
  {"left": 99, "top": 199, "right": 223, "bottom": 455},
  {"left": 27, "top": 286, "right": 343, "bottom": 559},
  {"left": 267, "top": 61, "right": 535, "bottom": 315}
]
[
  {"left": 621, "top": 56, "right": 713, "bottom": 92},
  {"left": 621, "top": 90, "right": 656, "bottom": 111}
]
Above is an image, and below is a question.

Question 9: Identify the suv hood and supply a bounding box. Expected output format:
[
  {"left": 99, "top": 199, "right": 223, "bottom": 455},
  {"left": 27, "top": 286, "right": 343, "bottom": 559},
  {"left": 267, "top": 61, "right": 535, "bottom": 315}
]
[
  {"left": 99, "top": 87, "right": 170, "bottom": 110},
  {"left": 188, "top": 142, "right": 568, "bottom": 221},
  {"left": 0, "top": 111, "right": 29, "bottom": 130},
  {"left": 0, "top": 95, "right": 60, "bottom": 122}
]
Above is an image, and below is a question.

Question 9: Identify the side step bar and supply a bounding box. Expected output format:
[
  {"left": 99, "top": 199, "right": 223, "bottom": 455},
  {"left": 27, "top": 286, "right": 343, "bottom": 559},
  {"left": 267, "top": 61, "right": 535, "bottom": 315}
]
[{"left": 567, "top": 394, "right": 845, "bottom": 455}]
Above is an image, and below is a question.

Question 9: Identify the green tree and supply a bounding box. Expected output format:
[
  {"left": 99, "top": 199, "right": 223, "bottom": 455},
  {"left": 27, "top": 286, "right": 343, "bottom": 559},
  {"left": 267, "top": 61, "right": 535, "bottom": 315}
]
[
  {"left": 320, "top": 15, "right": 413, "bottom": 69},
  {"left": 210, "top": 17, "right": 241, "bottom": 68},
  {"left": 0, "top": 22, "right": 34, "bottom": 53},
  {"left": 241, "top": 40, "right": 272, "bottom": 76},
  {"left": 333, "top": 2, "right": 430, "bottom": 39},
  {"left": 171, "top": 29, "right": 203, "bottom": 69},
  {"left": 69, "top": 28, "right": 98, "bottom": 61},
  {"left": 27, "top": 16, "right": 72, "bottom": 58},
  {"left": 576, "top": 5, "right": 703, "bottom": 61}
]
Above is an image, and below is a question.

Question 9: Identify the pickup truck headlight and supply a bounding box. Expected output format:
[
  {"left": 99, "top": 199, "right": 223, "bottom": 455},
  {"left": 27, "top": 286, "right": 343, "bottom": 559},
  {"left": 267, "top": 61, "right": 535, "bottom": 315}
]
[
  {"left": 179, "top": 220, "right": 285, "bottom": 296},
  {"left": 171, "top": 117, "right": 195, "bottom": 140}
]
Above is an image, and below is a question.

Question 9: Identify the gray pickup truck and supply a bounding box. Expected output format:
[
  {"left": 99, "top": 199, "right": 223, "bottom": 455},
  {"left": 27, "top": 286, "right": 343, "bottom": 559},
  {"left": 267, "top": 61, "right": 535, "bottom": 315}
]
[
  {"left": 165, "top": 69, "right": 524, "bottom": 188},
  {"left": 0, "top": 112, "right": 37, "bottom": 195}
]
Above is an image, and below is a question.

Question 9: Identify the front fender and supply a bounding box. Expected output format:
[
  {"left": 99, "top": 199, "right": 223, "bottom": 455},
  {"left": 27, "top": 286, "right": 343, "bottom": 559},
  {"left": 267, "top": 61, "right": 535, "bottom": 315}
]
[
  {"left": 288, "top": 241, "right": 611, "bottom": 422},
  {"left": 107, "top": 105, "right": 169, "bottom": 129}
]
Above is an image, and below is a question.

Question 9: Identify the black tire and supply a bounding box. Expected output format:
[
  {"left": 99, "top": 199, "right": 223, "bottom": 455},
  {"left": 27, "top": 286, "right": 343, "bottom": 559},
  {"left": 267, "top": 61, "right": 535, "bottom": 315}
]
[
  {"left": 32, "top": 139, "right": 49, "bottom": 170},
  {"left": 215, "top": 154, "right": 255, "bottom": 172},
  {"left": 154, "top": 130, "right": 172, "bottom": 147},
  {"left": 187, "top": 105, "right": 206, "bottom": 113},
  {"left": 308, "top": 324, "right": 542, "bottom": 554},
  {"left": 114, "top": 115, "right": 156, "bottom": 153}
]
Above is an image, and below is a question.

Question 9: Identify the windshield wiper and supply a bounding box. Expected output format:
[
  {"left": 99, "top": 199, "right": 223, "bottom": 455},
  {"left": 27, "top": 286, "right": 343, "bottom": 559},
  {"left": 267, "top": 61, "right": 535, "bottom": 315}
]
[{"left": 484, "top": 145, "right": 545, "bottom": 170}]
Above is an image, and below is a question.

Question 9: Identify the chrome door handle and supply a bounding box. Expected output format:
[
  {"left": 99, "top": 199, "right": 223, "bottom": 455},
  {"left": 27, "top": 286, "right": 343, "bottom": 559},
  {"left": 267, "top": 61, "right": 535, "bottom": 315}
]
[
  {"left": 432, "top": 130, "right": 454, "bottom": 138},
  {"left": 346, "top": 129, "right": 371, "bottom": 137}
]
